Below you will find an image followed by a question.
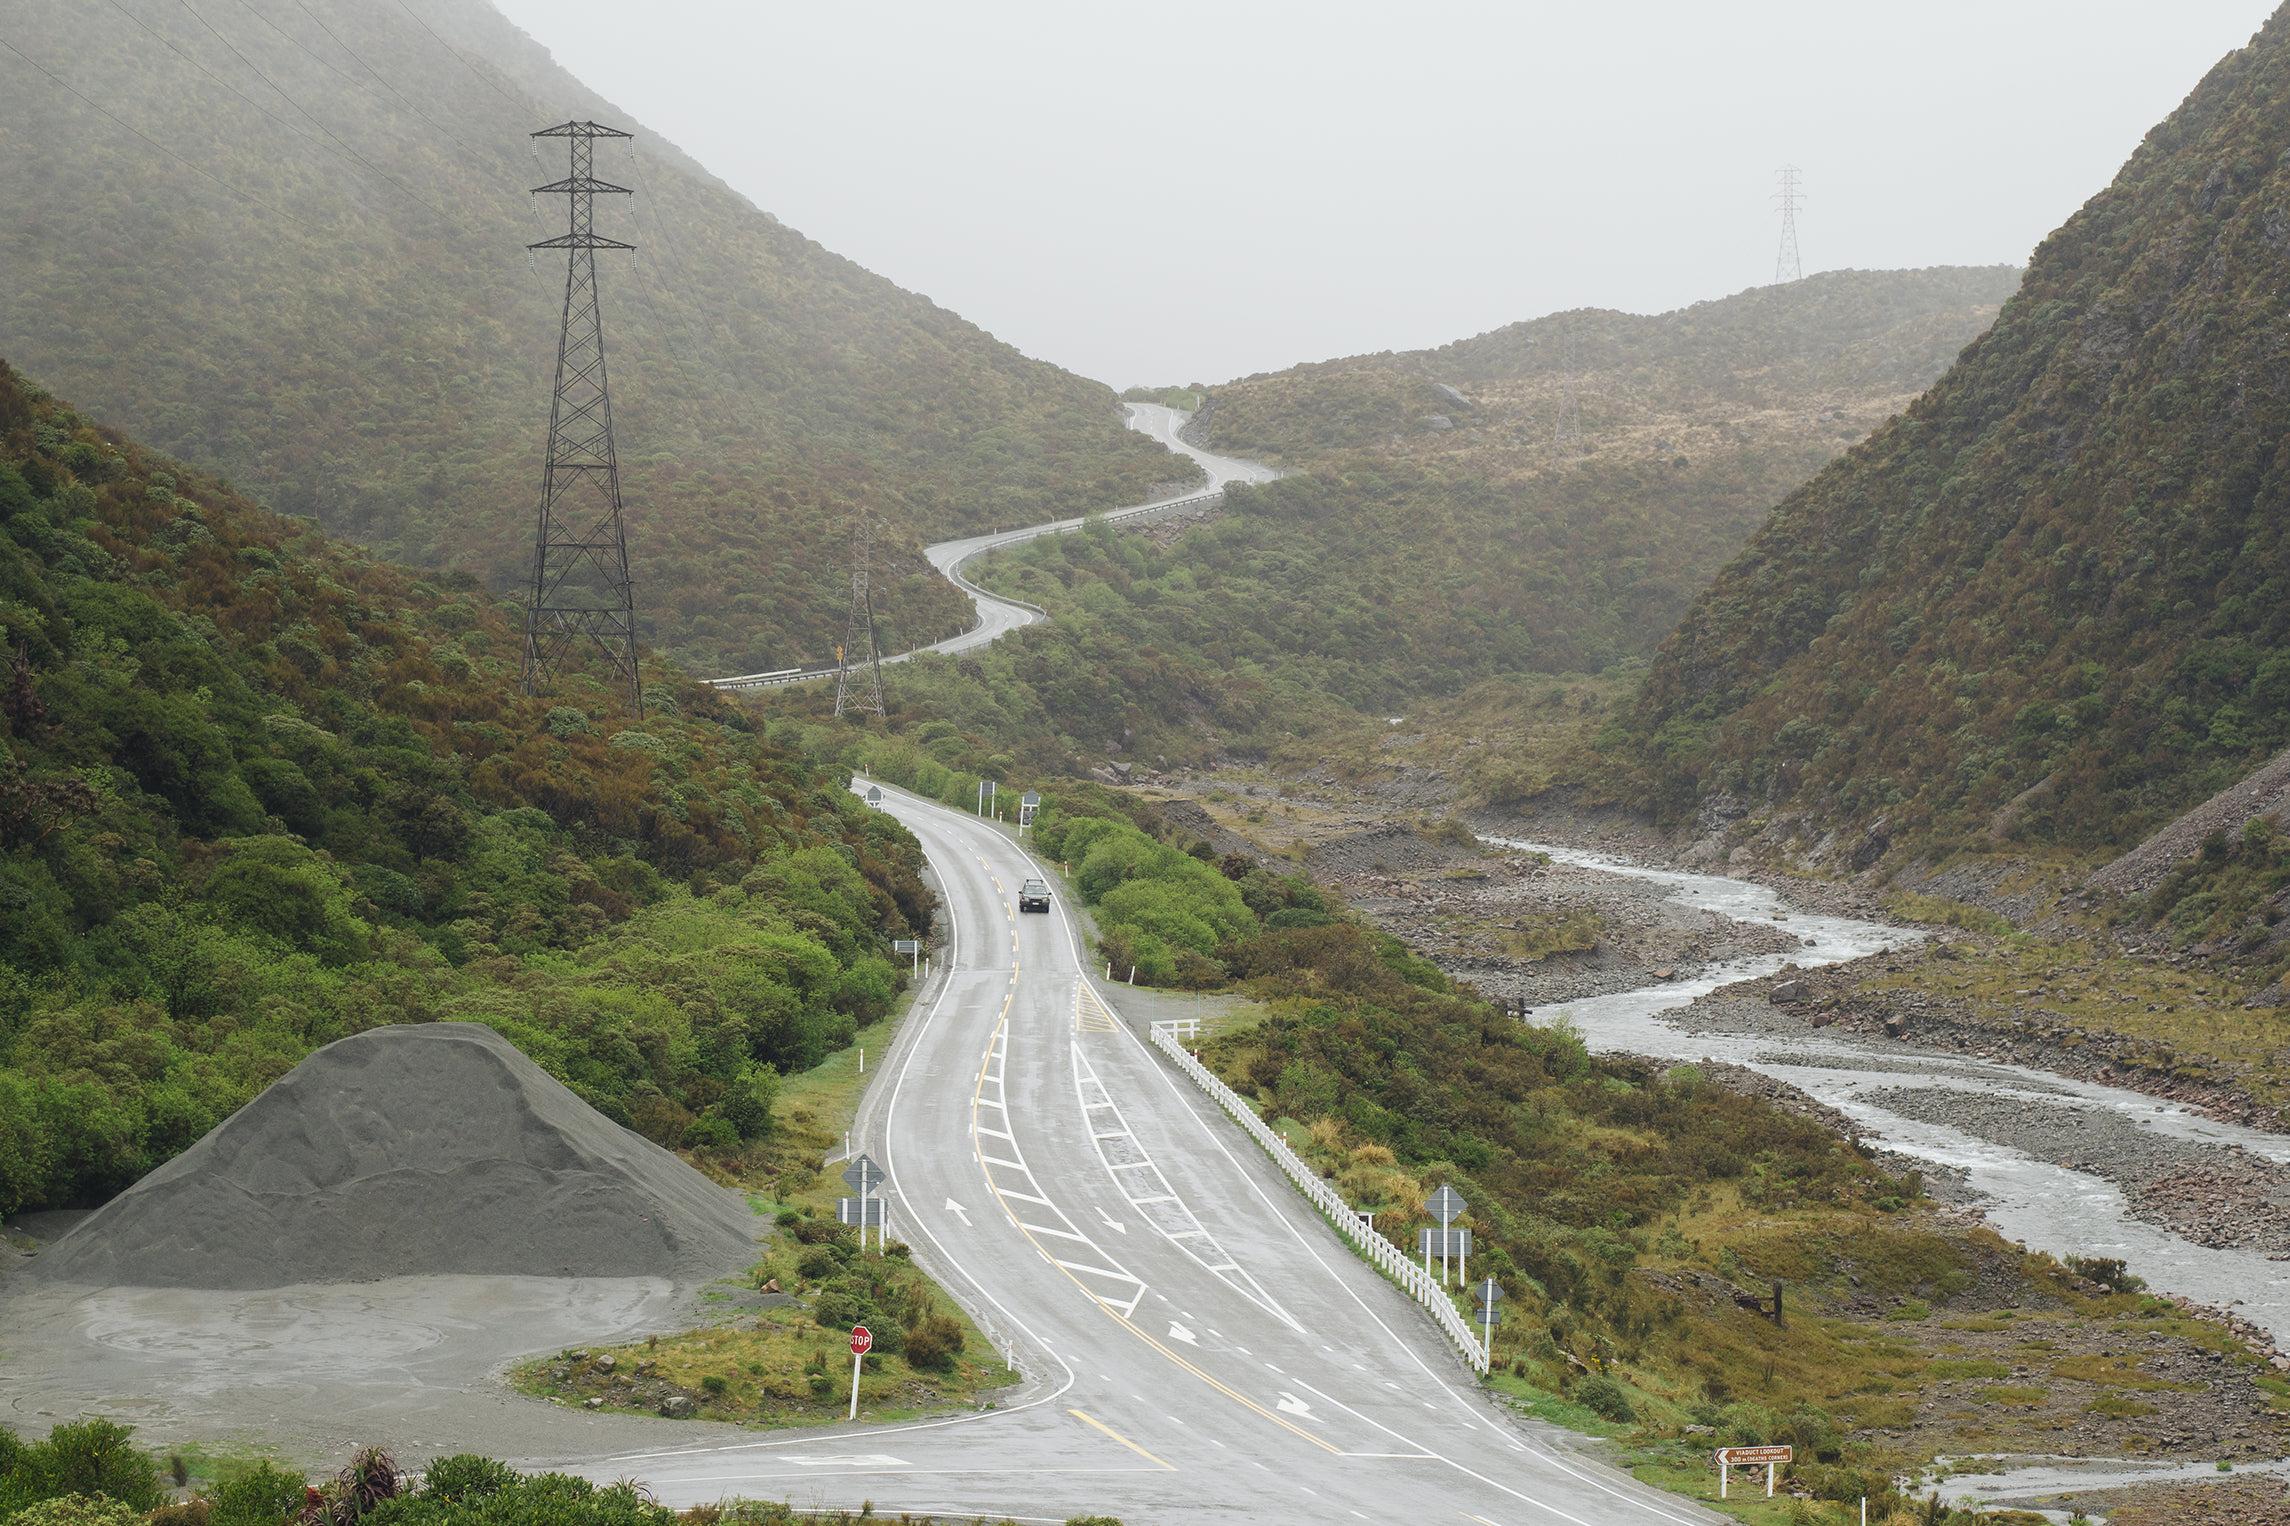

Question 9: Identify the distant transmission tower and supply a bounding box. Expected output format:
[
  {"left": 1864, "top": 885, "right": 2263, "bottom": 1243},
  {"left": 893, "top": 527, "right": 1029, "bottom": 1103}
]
[
  {"left": 1774, "top": 164, "right": 1805, "bottom": 283},
  {"left": 1549, "top": 319, "right": 1583, "bottom": 460},
  {"left": 834, "top": 518, "right": 886, "bottom": 718},
  {"left": 519, "top": 120, "right": 642, "bottom": 714}
]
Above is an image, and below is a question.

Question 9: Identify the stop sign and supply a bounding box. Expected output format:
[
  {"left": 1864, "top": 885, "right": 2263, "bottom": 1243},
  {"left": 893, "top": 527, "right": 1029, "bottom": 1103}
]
[{"left": 850, "top": 1325, "right": 873, "bottom": 1356}]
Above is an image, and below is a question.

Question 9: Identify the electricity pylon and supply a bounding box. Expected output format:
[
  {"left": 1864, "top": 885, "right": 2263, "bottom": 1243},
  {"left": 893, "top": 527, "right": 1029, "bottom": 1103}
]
[
  {"left": 1549, "top": 318, "right": 1583, "bottom": 461},
  {"left": 1774, "top": 164, "right": 1804, "bottom": 284},
  {"left": 520, "top": 120, "right": 642, "bottom": 714},
  {"left": 834, "top": 518, "right": 886, "bottom": 718}
]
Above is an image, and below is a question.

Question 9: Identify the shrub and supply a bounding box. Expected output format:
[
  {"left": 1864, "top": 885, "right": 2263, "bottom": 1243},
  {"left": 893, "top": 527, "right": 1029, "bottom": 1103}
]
[
  {"left": 6, "top": 1496, "right": 149, "bottom": 1526},
  {"left": 415, "top": 1456, "right": 513, "bottom": 1505},
  {"left": 903, "top": 1315, "right": 966, "bottom": 1372},
  {"left": 207, "top": 1463, "right": 307, "bottom": 1526},
  {"left": 1575, "top": 1374, "right": 1634, "bottom": 1421},
  {"left": 0, "top": 1420, "right": 165, "bottom": 1516},
  {"left": 700, "top": 1375, "right": 728, "bottom": 1397}
]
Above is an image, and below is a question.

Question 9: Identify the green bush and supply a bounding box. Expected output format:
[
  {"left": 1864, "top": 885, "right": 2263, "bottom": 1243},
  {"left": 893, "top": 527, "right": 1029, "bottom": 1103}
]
[
  {"left": 205, "top": 1462, "right": 307, "bottom": 1526},
  {"left": 4, "top": 1495, "right": 149, "bottom": 1526},
  {"left": 0, "top": 1420, "right": 164, "bottom": 1517},
  {"left": 413, "top": 1456, "right": 512, "bottom": 1506},
  {"left": 1575, "top": 1374, "right": 1634, "bottom": 1422}
]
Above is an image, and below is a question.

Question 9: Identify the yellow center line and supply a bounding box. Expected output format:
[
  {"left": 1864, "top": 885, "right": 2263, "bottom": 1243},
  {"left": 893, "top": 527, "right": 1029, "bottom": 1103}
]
[
  {"left": 1069, "top": 1408, "right": 1175, "bottom": 1470},
  {"left": 1103, "top": 1306, "right": 1340, "bottom": 1453}
]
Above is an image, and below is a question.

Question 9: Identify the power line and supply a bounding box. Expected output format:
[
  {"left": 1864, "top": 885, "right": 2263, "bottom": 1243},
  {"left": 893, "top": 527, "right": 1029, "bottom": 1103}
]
[
  {"left": 393, "top": 0, "right": 523, "bottom": 106},
  {"left": 171, "top": 0, "right": 473, "bottom": 235},
  {"left": 0, "top": 33, "right": 313, "bottom": 229},
  {"left": 249, "top": 0, "right": 486, "bottom": 168},
  {"left": 1774, "top": 164, "right": 1804, "bottom": 284}
]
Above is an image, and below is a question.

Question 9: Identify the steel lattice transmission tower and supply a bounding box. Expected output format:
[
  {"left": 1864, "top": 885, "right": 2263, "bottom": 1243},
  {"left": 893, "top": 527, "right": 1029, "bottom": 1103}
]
[
  {"left": 1774, "top": 164, "right": 1805, "bottom": 283},
  {"left": 520, "top": 120, "right": 642, "bottom": 714},
  {"left": 833, "top": 518, "right": 886, "bottom": 717},
  {"left": 1549, "top": 318, "right": 1583, "bottom": 461}
]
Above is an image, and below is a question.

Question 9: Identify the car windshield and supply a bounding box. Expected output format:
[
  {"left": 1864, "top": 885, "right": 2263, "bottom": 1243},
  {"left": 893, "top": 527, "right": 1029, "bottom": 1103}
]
[{"left": 1023, "top": 881, "right": 1046, "bottom": 893}]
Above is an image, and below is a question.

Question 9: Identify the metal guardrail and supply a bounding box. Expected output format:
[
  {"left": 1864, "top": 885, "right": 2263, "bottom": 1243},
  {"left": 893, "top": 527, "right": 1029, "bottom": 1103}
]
[
  {"left": 702, "top": 487, "right": 1231, "bottom": 692},
  {"left": 1146, "top": 1023, "right": 1490, "bottom": 1374}
]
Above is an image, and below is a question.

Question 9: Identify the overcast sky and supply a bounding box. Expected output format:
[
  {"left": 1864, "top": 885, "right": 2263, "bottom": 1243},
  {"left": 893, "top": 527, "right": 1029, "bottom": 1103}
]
[{"left": 489, "top": 0, "right": 2274, "bottom": 389}]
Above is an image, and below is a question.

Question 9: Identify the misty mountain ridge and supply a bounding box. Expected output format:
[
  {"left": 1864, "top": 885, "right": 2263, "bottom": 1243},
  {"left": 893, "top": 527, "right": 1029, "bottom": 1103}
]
[
  {"left": 1619, "top": 6, "right": 2290, "bottom": 872},
  {"left": 0, "top": 0, "right": 1181, "bottom": 678}
]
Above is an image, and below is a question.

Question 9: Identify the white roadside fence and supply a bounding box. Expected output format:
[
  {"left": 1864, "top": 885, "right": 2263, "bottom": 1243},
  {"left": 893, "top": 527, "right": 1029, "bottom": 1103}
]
[{"left": 1147, "top": 1021, "right": 1490, "bottom": 1374}]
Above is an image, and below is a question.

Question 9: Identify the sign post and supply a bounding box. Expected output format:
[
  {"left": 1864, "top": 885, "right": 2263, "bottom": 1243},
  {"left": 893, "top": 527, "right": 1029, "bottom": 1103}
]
[
  {"left": 848, "top": 1325, "right": 872, "bottom": 1421},
  {"left": 1713, "top": 1445, "right": 1791, "bottom": 1499},
  {"left": 977, "top": 779, "right": 996, "bottom": 818},
  {"left": 864, "top": 785, "right": 883, "bottom": 808},
  {"left": 1018, "top": 791, "right": 1041, "bottom": 834},
  {"left": 841, "top": 1154, "right": 887, "bottom": 1250},
  {"left": 1426, "top": 1183, "right": 1467, "bottom": 1283},
  {"left": 1476, "top": 1276, "right": 1505, "bottom": 1352},
  {"left": 895, "top": 937, "right": 920, "bottom": 976}
]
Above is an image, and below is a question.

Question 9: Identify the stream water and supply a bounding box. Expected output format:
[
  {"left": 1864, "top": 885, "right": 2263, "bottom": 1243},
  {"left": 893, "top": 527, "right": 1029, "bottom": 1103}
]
[
  {"left": 1492, "top": 839, "right": 2290, "bottom": 1509},
  {"left": 1492, "top": 839, "right": 2290, "bottom": 1347}
]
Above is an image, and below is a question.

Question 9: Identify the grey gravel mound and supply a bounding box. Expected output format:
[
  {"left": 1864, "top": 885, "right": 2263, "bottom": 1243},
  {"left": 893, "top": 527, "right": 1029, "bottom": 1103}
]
[{"left": 29, "top": 1023, "right": 761, "bottom": 1289}]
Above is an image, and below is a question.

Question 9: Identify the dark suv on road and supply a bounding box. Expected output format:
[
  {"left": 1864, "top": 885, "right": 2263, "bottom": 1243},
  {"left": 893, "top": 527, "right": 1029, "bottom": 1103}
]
[{"left": 1018, "top": 879, "right": 1052, "bottom": 913}]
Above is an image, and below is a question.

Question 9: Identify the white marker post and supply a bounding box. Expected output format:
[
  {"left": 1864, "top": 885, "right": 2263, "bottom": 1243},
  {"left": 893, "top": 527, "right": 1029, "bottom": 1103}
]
[{"left": 848, "top": 1326, "right": 872, "bottom": 1421}]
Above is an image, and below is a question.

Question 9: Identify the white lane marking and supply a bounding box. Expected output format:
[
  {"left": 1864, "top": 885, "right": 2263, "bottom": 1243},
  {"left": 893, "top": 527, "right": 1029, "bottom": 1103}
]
[
  {"left": 944, "top": 1199, "right": 971, "bottom": 1227},
  {"left": 869, "top": 785, "right": 1693, "bottom": 1526},
  {"left": 1096, "top": 1205, "right": 1127, "bottom": 1235},
  {"left": 1276, "top": 1392, "right": 1315, "bottom": 1420},
  {"left": 1020, "top": 1222, "right": 1093, "bottom": 1243},
  {"left": 783, "top": 1454, "right": 909, "bottom": 1467},
  {"left": 1069, "top": 1033, "right": 1302, "bottom": 1331},
  {"left": 1167, "top": 1323, "right": 1197, "bottom": 1345},
  {"left": 973, "top": 1007, "right": 1149, "bottom": 1319}
]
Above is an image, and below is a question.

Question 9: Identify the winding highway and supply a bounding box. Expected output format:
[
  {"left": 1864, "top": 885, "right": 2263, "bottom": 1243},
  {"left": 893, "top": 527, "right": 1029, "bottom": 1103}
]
[
  {"left": 705, "top": 404, "right": 1279, "bottom": 689},
  {"left": 571, "top": 783, "right": 1721, "bottom": 1524}
]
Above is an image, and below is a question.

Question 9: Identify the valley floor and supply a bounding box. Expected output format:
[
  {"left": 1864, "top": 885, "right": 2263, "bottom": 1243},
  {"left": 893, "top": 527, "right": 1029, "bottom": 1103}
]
[{"left": 1139, "top": 761, "right": 2290, "bottom": 1514}]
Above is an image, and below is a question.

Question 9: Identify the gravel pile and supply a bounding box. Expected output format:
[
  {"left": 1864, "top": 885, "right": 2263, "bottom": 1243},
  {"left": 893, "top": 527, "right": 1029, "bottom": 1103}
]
[{"left": 29, "top": 1023, "right": 761, "bottom": 1289}]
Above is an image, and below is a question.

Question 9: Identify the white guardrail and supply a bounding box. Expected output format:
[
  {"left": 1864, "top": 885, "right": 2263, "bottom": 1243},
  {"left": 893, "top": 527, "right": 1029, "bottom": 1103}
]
[{"left": 1146, "top": 1022, "right": 1490, "bottom": 1374}]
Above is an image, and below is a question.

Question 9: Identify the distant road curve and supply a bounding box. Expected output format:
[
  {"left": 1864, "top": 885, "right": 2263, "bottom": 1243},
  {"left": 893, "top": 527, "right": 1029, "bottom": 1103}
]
[{"left": 703, "top": 404, "right": 1277, "bottom": 692}]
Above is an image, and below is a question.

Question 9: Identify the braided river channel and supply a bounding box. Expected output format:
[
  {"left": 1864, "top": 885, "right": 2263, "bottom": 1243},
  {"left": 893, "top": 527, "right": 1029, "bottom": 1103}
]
[{"left": 1494, "top": 838, "right": 2290, "bottom": 1347}]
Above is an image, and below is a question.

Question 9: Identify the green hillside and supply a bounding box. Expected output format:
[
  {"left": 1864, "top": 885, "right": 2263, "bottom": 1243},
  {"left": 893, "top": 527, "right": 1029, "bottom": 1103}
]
[
  {"left": 1170, "top": 270, "right": 2016, "bottom": 683},
  {"left": 0, "top": 0, "right": 1182, "bottom": 678},
  {"left": 0, "top": 358, "right": 929, "bottom": 1216},
  {"left": 1618, "top": 11, "right": 2290, "bottom": 868}
]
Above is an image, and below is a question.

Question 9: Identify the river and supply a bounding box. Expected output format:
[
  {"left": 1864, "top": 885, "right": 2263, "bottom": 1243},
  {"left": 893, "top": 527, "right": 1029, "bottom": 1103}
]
[{"left": 1493, "top": 838, "right": 2290, "bottom": 1352}]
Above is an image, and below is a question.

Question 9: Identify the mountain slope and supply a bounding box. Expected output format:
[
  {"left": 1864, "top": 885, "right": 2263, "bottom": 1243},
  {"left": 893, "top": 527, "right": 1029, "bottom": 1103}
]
[
  {"left": 1200, "top": 266, "right": 2021, "bottom": 469},
  {"left": 0, "top": 357, "right": 929, "bottom": 1215},
  {"left": 901, "top": 269, "right": 2020, "bottom": 776},
  {"left": 1617, "top": 9, "right": 2290, "bottom": 869},
  {"left": 0, "top": 0, "right": 1182, "bottom": 677}
]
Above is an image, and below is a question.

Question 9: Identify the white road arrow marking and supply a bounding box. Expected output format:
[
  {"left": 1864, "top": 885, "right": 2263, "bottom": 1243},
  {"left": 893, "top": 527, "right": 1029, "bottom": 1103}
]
[
  {"left": 1276, "top": 1392, "right": 1316, "bottom": 1420},
  {"left": 1167, "top": 1323, "right": 1197, "bottom": 1345},
  {"left": 945, "top": 1199, "right": 971, "bottom": 1227},
  {"left": 1096, "top": 1205, "right": 1126, "bottom": 1234}
]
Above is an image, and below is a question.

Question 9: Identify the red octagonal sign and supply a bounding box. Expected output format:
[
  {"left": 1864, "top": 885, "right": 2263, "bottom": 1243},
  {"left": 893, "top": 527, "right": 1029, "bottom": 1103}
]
[{"left": 850, "top": 1326, "right": 873, "bottom": 1356}]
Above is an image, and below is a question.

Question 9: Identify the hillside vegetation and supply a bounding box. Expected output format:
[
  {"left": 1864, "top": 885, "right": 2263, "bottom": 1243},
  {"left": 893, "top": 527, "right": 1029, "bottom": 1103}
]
[
  {"left": 0, "top": 0, "right": 1182, "bottom": 678},
  {"left": 1619, "top": 11, "right": 2290, "bottom": 870},
  {"left": 1173, "top": 268, "right": 2019, "bottom": 681},
  {"left": 820, "top": 271, "right": 2022, "bottom": 788},
  {"left": 0, "top": 360, "right": 930, "bottom": 1217}
]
